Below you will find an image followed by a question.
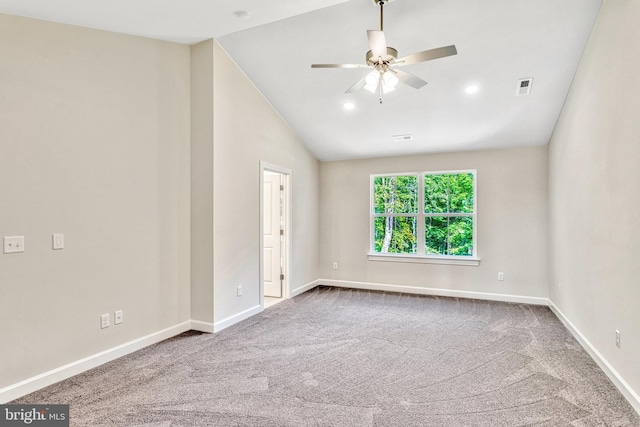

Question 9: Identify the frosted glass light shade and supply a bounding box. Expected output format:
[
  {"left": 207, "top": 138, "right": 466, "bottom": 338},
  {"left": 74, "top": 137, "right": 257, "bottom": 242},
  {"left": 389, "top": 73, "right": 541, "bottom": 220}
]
[
  {"left": 365, "top": 70, "right": 380, "bottom": 87},
  {"left": 382, "top": 71, "right": 398, "bottom": 88}
]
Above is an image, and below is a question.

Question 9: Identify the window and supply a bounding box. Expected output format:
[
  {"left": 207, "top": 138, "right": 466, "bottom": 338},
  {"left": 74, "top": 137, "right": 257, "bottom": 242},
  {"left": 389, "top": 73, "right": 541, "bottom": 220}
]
[{"left": 370, "top": 170, "right": 477, "bottom": 264}]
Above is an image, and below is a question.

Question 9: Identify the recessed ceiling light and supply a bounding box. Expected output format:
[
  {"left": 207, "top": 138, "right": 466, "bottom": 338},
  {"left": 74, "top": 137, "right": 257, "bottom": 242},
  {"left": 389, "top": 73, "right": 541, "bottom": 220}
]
[
  {"left": 465, "top": 85, "right": 479, "bottom": 94},
  {"left": 464, "top": 85, "right": 480, "bottom": 94},
  {"left": 233, "top": 10, "right": 251, "bottom": 21},
  {"left": 344, "top": 102, "right": 355, "bottom": 110}
]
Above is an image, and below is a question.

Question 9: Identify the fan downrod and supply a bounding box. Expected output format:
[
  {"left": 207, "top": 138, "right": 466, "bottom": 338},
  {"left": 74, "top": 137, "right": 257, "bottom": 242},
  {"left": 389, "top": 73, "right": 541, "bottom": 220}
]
[{"left": 373, "top": 0, "right": 387, "bottom": 31}]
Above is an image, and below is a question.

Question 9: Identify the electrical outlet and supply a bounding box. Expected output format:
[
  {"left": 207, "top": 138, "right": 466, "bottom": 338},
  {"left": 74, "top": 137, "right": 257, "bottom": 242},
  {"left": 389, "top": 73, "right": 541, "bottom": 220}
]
[
  {"left": 332, "top": 262, "right": 338, "bottom": 270},
  {"left": 114, "top": 310, "right": 123, "bottom": 325},
  {"left": 497, "top": 272, "right": 504, "bottom": 281},
  {"left": 237, "top": 285, "right": 242, "bottom": 297},
  {"left": 616, "top": 330, "right": 621, "bottom": 348},
  {"left": 100, "top": 314, "right": 110, "bottom": 329},
  {"left": 3, "top": 236, "right": 25, "bottom": 254}
]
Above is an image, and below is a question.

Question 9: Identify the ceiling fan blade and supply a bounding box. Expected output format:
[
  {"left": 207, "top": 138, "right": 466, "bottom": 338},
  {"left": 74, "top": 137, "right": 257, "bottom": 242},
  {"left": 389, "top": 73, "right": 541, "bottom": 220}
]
[
  {"left": 367, "top": 30, "right": 388, "bottom": 60},
  {"left": 311, "top": 63, "right": 370, "bottom": 69},
  {"left": 345, "top": 77, "right": 367, "bottom": 93},
  {"left": 392, "top": 69, "right": 428, "bottom": 89},
  {"left": 395, "top": 45, "right": 457, "bottom": 66}
]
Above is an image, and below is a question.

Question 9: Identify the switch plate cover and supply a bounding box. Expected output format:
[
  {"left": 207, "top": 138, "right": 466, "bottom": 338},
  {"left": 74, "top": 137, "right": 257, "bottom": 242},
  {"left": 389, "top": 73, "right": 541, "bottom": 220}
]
[
  {"left": 53, "top": 233, "right": 64, "bottom": 250},
  {"left": 101, "top": 314, "right": 110, "bottom": 329},
  {"left": 3, "top": 236, "right": 25, "bottom": 254}
]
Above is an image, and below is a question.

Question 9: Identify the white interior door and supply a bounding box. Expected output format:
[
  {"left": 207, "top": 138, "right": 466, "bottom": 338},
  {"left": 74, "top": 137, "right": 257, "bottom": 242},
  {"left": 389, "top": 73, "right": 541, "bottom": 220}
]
[{"left": 263, "top": 173, "right": 283, "bottom": 298}]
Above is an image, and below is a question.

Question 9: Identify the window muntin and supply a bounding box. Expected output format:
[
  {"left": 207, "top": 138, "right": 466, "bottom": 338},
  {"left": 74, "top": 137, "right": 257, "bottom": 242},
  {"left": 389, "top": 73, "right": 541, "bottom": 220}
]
[{"left": 371, "top": 170, "right": 477, "bottom": 259}]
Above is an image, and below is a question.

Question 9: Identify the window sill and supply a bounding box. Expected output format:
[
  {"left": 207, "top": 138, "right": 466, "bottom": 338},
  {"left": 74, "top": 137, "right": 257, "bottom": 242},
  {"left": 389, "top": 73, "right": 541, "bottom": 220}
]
[{"left": 367, "top": 253, "right": 481, "bottom": 266}]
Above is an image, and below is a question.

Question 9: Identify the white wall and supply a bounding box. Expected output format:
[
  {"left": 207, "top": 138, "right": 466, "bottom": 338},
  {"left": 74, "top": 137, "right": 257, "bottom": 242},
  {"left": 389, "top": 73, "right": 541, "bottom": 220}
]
[
  {"left": 7, "top": 0, "right": 639, "bottom": 411},
  {"left": 0, "top": 14, "right": 191, "bottom": 389},
  {"left": 190, "top": 40, "right": 321, "bottom": 329},
  {"left": 190, "top": 40, "right": 215, "bottom": 325},
  {"left": 319, "top": 146, "right": 548, "bottom": 300},
  {"left": 209, "top": 41, "right": 320, "bottom": 325},
  {"left": 548, "top": 0, "right": 640, "bottom": 403}
]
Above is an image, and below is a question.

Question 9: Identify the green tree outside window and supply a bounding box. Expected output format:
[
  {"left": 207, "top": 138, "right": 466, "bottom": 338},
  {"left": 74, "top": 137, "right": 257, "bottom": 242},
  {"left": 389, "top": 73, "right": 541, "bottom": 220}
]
[{"left": 373, "top": 172, "right": 475, "bottom": 257}]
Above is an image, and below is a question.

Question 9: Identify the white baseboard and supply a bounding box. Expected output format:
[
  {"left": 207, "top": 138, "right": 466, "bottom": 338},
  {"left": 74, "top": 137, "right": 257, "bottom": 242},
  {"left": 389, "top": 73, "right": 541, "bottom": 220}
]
[
  {"left": 548, "top": 300, "right": 640, "bottom": 415},
  {"left": 213, "top": 305, "right": 262, "bottom": 333},
  {"left": 4, "top": 293, "right": 636, "bottom": 421},
  {"left": 190, "top": 320, "right": 214, "bottom": 333},
  {"left": 318, "top": 279, "right": 548, "bottom": 306},
  {"left": 0, "top": 320, "right": 192, "bottom": 404},
  {"left": 291, "top": 279, "right": 320, "bottom": 297}
]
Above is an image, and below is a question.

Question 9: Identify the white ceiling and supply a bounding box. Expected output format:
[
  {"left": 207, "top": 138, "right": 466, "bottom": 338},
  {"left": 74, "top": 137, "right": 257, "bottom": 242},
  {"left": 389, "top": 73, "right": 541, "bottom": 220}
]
[
  {"left": 0, "top": 0, "right": 351, "bottom": 44},
  {"left": 1, "top": 0, "right": 602, "bottom": 161}
]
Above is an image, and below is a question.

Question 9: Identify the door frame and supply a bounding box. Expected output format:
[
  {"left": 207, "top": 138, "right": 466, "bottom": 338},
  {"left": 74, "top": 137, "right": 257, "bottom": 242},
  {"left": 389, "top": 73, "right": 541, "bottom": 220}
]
[{"left": 259, "top": 161, "right": 292, "bottom": 309}]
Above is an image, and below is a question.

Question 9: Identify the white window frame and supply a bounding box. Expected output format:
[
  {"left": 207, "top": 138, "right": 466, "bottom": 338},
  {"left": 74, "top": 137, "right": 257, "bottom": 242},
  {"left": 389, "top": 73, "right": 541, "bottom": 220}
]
[{"left": 368, "top": 170, "right": 480, "bottom": 266}]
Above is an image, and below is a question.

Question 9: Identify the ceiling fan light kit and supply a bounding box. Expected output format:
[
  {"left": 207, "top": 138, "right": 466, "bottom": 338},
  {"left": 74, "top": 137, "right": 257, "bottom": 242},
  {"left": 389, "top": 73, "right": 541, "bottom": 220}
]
[{"left": 312, "top": 0, "right": 457, "bottom": 104}]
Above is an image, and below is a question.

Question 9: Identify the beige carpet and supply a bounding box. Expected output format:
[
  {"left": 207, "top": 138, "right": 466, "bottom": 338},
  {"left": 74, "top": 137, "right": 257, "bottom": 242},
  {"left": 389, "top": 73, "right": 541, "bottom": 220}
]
[{"left": 14, "top": 286, "right": 640, "bottom": 426}]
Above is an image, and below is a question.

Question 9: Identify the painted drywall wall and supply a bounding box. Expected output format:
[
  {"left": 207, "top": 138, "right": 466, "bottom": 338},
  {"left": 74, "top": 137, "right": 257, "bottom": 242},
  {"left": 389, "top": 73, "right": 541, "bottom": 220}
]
[
  {"left": 0, "top": 14, "right": 191, "bottom": 388},
  {"left": 548, "top": 0, "right": 640, "bottom": 400},
  {"left": 190, "top": 40, "right": 215, "bottom": 325},
  {"left": 319, "top": 146, "right": 548, "bottom": 299},
  {"left": 211, "top": 41, "right": 320, "bottom": 324}
]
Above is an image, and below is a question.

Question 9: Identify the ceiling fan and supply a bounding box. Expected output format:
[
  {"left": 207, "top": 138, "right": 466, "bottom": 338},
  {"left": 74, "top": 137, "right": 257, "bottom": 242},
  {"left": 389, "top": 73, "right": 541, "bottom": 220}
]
[{"left": 311, "top": 0, "right": 457, "bottom": 103}]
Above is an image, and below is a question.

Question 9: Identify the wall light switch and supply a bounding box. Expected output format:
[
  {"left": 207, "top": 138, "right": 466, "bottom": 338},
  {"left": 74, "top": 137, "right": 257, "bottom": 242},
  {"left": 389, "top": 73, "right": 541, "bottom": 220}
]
[
  {"left": 101, "top": 314, "right": 110, "bottom": 329},
  {"left": 52, "top": 233, "right": 64, "bottom": 250},
  {"left": 3, "top": 236, "right": 25, "bottom": 254}
]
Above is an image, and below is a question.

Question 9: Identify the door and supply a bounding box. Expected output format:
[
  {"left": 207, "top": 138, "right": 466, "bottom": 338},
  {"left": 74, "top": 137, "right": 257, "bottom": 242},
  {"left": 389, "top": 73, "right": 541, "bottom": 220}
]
[{"left": 263, "top": 172, "right": 283, "bottom": 298}]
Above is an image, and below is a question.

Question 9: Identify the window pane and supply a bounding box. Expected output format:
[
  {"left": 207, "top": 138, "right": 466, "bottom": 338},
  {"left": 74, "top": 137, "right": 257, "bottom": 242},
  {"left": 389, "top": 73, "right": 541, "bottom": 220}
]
[
  {"left": 424, "top": 173, "right": 474, "bottom": 213},
  {"left": 425, "top": 216, "right": 473, "bottom": 256},
  {"left": 374, "top": 216, "right": 417, "bottom": 254},
  {"left": 374, "top": 175, "right": 418, "bottom": 214}
]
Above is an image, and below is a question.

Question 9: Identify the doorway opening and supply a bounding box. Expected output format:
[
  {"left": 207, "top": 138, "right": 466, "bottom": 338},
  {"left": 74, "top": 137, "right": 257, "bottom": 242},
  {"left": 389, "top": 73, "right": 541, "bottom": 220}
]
[{"left": 260, "top": 162, "right": 291, "bottom": 309}]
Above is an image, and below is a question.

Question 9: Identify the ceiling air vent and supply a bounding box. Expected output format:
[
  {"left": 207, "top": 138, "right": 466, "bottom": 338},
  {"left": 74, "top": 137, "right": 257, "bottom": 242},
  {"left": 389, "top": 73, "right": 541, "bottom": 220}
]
[
  {"left": 393, "top": 134, "right": 414, "bottom": 142},
  {"left": 516, "top": 78, "right": 533, "bottom": 96}
]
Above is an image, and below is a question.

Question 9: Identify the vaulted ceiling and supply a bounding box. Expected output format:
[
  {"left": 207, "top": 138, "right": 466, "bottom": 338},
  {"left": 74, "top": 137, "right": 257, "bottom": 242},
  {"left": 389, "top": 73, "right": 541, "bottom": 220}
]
[{"left": 1, "top": 0, "right": 602, "bottom": 161}]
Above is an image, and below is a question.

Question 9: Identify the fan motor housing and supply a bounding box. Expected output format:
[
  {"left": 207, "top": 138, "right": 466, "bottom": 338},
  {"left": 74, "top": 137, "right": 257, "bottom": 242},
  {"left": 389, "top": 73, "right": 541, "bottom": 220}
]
[{"left": 366, "top": 47, "right": 398, "bottom": 66}]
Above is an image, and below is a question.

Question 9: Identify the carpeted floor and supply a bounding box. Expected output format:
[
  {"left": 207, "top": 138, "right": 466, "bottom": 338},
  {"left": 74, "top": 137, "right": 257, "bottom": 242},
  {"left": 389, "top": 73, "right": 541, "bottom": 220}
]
[{"left": 14, "top": 286, "right": 640, "bottom": 426}]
